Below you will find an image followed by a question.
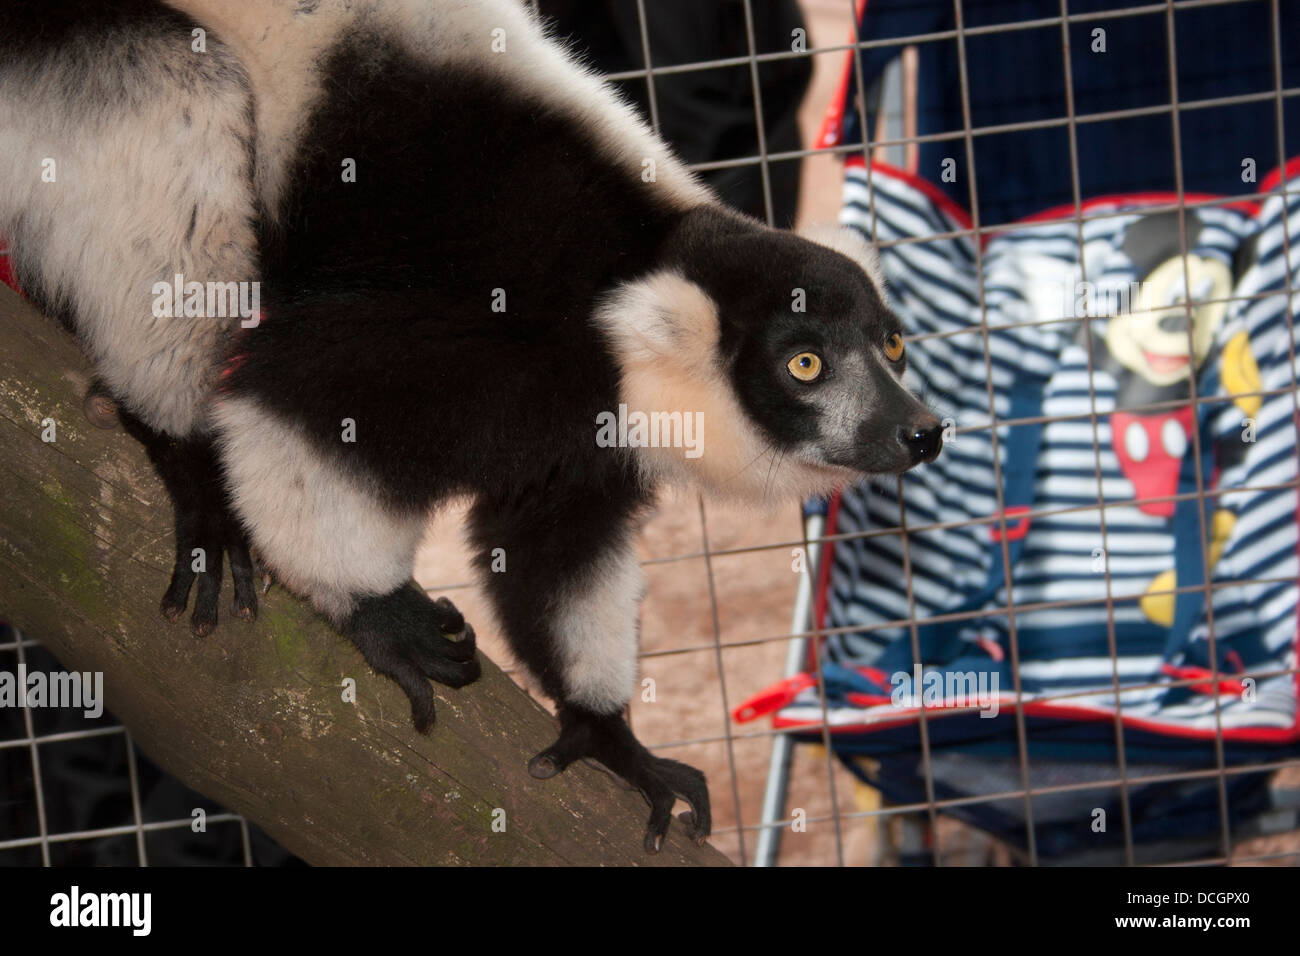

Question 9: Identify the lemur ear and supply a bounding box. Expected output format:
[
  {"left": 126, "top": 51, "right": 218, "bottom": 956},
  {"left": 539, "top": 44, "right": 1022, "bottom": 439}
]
[
  {"left": 799, "top": 223, "right": 887, "bottom": 297},
  {"left": 596, "top": 270, "right": 720, "bottom": 370}
]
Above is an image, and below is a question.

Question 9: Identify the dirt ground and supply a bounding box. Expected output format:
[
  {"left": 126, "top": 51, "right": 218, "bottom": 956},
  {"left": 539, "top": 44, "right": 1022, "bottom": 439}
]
[{"left": 415, "top": 0, "right": 1300, "bottom": 867}]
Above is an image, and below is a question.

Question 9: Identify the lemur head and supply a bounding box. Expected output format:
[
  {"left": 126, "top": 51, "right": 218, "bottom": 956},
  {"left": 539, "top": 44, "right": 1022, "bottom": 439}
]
[{"left": 596, "top": 206, "right": 941, "bottom": 502}]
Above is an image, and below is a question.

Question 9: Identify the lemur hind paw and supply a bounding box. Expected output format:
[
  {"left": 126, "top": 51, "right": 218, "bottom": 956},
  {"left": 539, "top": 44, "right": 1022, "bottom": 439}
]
[
  {"left": 342, "top": 584, "right": 482, "bottom": 733},
  {"left": 528, "top": 706, "right": 712, "bottom": 853},
  {"left": 160, "top": 516, "right": 260, "bottom": 637},
  {"left": 116, "top": 404, "right": 258, "bottom": 637}
]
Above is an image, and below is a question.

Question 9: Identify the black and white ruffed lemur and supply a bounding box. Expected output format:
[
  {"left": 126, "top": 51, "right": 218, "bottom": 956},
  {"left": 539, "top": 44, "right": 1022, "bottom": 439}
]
[{"left": 0, "top": 0, "right": 942, "bottom": 852}]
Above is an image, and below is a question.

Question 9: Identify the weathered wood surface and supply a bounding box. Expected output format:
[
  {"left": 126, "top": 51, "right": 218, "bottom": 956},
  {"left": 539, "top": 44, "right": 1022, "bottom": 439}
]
[{"left": 0, "top": 286, "right": 730, "bottom": 866}]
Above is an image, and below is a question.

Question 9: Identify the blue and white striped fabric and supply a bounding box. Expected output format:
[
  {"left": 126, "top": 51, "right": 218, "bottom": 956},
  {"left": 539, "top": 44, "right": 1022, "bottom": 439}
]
[{"left": 776, "top": 160, "right": 1300, "bottom": 750}]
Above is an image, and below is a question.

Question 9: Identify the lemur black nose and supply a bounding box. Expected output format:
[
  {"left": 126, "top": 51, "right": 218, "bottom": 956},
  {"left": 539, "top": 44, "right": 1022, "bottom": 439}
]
[{"left": 899, "top": 421, "right": 943, "bottom": 464}]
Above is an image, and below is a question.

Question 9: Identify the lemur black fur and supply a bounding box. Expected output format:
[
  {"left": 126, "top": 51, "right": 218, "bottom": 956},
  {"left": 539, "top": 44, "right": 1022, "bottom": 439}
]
[{"left": 0, "top": 0, "right": 942, "bottom": 854}]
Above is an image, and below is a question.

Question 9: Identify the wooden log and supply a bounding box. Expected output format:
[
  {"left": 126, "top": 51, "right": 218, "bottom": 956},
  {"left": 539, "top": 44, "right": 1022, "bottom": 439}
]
[{"left": 0, "top": 285, "right": 731, "bottom": 866}]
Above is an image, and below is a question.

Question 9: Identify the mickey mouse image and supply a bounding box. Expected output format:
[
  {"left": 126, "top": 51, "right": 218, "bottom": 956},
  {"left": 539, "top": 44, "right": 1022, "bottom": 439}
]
[{"left": 1090, "top": 210, "right": 1261, "bottom": 626}]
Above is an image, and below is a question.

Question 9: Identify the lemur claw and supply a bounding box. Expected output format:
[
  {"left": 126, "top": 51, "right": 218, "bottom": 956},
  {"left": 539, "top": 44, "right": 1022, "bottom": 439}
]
[
  {"left": 159, "top": 509, "right": 259, "bottom": 637},
  {"left": 529, "top": 708, "right": 712, "bottom": 853},
  {"left": 637, "top": 755, "right": 711, "bottom": 854},
  {"left": 678, "top": 810, "right": 709, "bottom": 847},
  {"left": 341, "top": 584, "right": 483, "bottom": 733},
  {"left": 433, "top": 596, "right": 472, "bottom": 644},
  {"left": 116, "top": 413, "right": 258, "bottom": 639}
]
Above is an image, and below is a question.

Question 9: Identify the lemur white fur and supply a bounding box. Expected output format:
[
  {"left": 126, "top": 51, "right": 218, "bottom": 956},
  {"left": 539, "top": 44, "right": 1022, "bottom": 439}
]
[
  {"left": 0, "top": 0, "right": 887, "bottom": 703},
  {"left": 0, "top": 21, "right": 255, "bottom": 436},
  {"left": 167, "top": 0, "right": 712, "bottom": 219},
  {"left": 189, "top": 1, "right": 865, "bottom": 624},
  {"left": 213, "top": 396, "right": 425, "bottom": 623},
  {"left": 188, "top": 1, "right": 883, "bottom": 621},
  {"left": 552, "top": 539, "right": 646, "bottom": 712},
  {"left": 2, "top": 1, "right": 931, "bottom": 843},
  {"left": 593, "top": 222, "right": 894, "bottom": 506}
]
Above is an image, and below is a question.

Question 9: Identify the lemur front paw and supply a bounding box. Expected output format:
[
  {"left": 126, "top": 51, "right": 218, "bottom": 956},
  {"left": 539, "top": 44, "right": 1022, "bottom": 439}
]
[
  {"left": 528, "top": 706, "right": 712, "bottom": 853},
  {"left": 342, "top": 584, "right": 482, "bottom": 733}
]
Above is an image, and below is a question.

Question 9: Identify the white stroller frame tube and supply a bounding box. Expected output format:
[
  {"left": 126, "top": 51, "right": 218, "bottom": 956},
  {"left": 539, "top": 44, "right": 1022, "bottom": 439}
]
[{"left": 754, "top": 513, "right": 823, "bottom": 867}]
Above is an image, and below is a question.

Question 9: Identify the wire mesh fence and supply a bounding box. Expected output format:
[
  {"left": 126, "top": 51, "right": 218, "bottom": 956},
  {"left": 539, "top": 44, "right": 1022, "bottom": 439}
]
[
  {"left": 2, "top": 0, "right": 1298, "bottom": 867},
  {"left": 581, "top": 0, "right": 1300, "bottom": 867},
  {"left": 0, "top": 625, "right": 261, "bottom": 866}
]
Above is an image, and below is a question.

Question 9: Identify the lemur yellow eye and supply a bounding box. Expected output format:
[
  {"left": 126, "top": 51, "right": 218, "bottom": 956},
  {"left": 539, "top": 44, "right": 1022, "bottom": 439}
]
[
  {"left": 787, "top": 352, "right": 823, "bottom": 382},
  {"left": 884, "top": 332, "right": 905, "bottom": 362}
]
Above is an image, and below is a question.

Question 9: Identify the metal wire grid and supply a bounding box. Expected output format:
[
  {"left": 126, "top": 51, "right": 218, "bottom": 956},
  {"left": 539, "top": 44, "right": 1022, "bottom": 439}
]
[
  {"left": 0, "top": 628, "right": 255, "bottom": 866},
  {"left": 1, "top": 0, "right": 1297, "bottom": 868},
  {"left": 593, "top": 0, "right": 1300, "bottom": 866}
]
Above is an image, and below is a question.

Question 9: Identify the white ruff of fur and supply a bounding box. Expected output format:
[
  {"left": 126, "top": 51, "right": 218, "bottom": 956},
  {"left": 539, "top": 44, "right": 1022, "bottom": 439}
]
[{"left": 593, "top": 269, "right": 857, "bottom": 505}]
